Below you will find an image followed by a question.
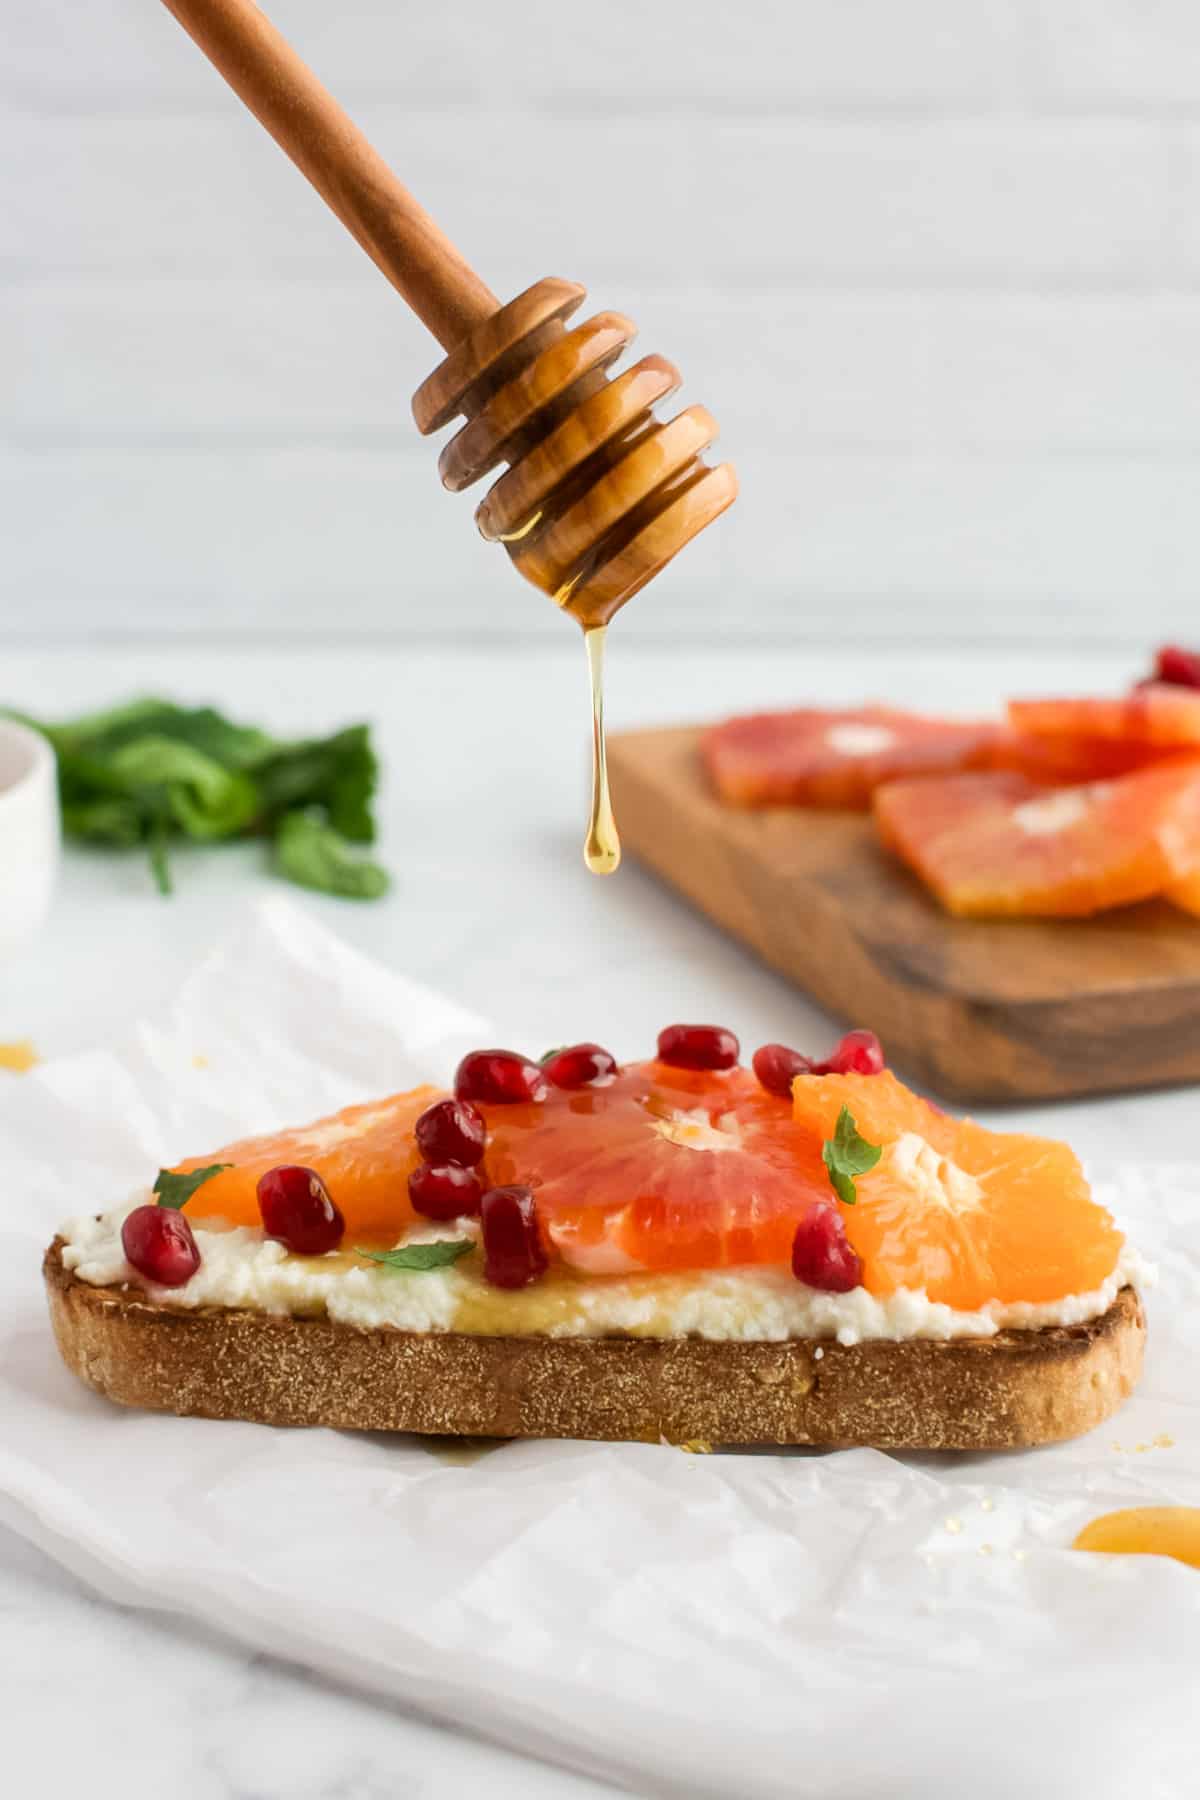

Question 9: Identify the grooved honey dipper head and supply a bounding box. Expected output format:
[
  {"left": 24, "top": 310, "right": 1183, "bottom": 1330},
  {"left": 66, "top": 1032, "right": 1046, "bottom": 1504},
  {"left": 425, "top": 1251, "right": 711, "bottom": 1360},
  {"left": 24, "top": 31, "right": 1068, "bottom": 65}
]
[{"left": 412, "top": 278, "right": 738, "bottom": 628}]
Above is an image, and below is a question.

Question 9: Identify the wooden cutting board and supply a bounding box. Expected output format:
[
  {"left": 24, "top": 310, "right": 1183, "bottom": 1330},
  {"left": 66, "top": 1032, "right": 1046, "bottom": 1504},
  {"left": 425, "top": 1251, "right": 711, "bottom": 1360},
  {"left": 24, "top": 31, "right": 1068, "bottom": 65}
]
[{"left": 607, "top": 725, "right": 1200, "bottom": 1104}]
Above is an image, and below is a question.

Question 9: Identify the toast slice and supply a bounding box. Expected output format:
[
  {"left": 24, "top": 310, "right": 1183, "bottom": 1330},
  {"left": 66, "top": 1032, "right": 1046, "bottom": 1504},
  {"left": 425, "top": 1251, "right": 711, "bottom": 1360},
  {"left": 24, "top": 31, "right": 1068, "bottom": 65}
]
[{"left": 44, "top": 1241, "right": 1145, "bottom": 1451}]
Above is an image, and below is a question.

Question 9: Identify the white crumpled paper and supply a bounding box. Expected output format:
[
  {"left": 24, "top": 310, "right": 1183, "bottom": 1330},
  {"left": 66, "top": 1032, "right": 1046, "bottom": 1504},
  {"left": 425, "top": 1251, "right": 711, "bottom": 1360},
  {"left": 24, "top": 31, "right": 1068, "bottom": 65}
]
[{"left": 2, "top": 898, "right": 1199, "bottom": 1799}]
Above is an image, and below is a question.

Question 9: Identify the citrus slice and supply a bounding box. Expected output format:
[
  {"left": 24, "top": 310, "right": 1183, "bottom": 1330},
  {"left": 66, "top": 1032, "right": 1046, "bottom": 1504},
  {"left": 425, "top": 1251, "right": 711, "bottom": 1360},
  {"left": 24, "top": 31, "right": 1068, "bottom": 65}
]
[
  {"left": 174, "top": 1087, "right": 439, "bottom": 1241},
  {"left": 791, "top": 1071, "right": 1123, "bottom": 1309},
  {"left": 1010, "top": 684, "right": 1200, "bottom": 748},
  {"left": 874, "top": 764, "right": 1200, "bottom": 917},
  {"left": 701, "top": 707, "right": 1003, "bottom": 809},
  {"left": 987, "top": 728, "right": 1168, "bottom": 784},
  {"left": 1168, "top": 866, "right": 1200, "bottom": 917},
  {"left": 482, "top": 1062, "right": 828, "bottom": 1272}
]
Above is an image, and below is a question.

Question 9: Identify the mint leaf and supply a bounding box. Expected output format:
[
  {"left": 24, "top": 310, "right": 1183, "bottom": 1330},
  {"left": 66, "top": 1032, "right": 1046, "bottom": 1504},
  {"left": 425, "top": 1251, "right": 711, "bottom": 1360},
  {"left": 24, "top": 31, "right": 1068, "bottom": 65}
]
[
  {"left": 153, "top": 1163, "right": 232, "bottom": 1210},
  {"left": 821, "top": 1105, "right": 882, "bottom": 1207},
  {"left": 275, "top": 810, "right": 389, "bottom": 900},
  {"left": 355, "top": 1241, "right": 473, "bottom": 1272}
]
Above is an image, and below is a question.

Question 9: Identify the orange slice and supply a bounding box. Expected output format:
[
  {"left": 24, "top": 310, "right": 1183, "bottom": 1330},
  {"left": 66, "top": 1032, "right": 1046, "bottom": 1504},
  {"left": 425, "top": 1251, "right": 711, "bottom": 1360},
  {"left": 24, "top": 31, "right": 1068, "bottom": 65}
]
[
  {"left": 1010, "top": 684, "right": 1200, "bottom": 748},
  {"left": 791, "top": 1071, "right": 1123, "bottom": 1309},
  {"left": 701, "top": 707, "right": 1003, "bottom": 809},
  {"left": 987, "top": 728, "right": 1168, "bottom": 784},
  {"left": 874, "top": 764, "right": 1200, "bottom": 917},
  {"left": 483, "top": 1062, "right": 828, "bottom": 1272},
  {"left": 174, "top": 1087, "right": 439, "bottom": 1241}
]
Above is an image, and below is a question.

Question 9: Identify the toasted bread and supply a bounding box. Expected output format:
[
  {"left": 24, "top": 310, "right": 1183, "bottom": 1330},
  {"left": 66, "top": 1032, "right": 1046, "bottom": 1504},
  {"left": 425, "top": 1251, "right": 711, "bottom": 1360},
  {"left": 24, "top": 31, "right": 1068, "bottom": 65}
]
[{"left": 44, "top": 1242, "right": 1144, "bottom": 1450}]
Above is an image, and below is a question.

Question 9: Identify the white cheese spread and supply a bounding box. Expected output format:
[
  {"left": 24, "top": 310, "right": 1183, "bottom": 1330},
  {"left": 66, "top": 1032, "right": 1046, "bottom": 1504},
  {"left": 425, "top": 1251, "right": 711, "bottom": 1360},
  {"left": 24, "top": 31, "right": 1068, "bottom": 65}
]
[{"left": 58, "top": 1198, "right": 1145, "bottom": 1347}]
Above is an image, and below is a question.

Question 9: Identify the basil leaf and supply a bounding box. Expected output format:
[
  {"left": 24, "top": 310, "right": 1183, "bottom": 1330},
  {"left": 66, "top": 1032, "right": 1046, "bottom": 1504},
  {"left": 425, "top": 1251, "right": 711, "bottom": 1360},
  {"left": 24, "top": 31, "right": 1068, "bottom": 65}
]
[
  {"left": 153, "top": 1163, "right": 232, "bottom": 1210},
  {"left": 275, "top": 810, "right": 389, "bottom": 900},
  {"left": 821, "top": 1105, "right": 882, "bottom": 1207},
  {"left": 355, "top": 1241, "right": 473, "bottom": 1273}
]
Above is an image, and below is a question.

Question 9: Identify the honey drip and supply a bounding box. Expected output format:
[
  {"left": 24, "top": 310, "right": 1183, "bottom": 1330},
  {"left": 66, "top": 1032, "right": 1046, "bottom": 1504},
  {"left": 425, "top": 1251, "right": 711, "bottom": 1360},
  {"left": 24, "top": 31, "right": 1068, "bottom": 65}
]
[
  {"left": 1073, "top": 1507, "right": 1200, "bottom": 1570},
  {"left": 582, "top": 625, "right": 620, "bottom": 875}
]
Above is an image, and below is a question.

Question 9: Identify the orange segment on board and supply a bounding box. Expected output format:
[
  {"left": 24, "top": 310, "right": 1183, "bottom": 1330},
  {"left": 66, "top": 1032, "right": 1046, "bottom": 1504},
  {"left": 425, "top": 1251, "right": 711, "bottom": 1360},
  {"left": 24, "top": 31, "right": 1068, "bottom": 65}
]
[
  {"left": 701, "top": 707, "right": 1004, "bottom": 809},
  {"left": 986, "top": 728, "right": 1169, "bottom": 784},
  {"left": 874, "top": 764, "right": 1200, "bottom": 917},
  {"left": 174, "top": 1087, "right": 439, "bottom": 1240},
  {"left": 1010, "top": 684, "right": 1200, "bottom": 748},
  {"left": 483, "top": 1062, "right": 829, "bottom": 1273},
  {"left": 791, "top": 1071, "right": 1123, "bottom": 1309}
]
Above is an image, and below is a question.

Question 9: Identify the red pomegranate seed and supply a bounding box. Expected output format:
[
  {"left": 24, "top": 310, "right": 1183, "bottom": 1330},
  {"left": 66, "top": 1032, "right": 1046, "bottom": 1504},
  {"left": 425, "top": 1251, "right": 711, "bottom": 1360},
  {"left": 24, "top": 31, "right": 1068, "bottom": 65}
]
[
  {"left": 791, "top": 1204, "right": 863, "bottom": 1293},
  {"left": 752, "top": 1042, "right": 811, "bottom": 1097},
  {"left": 541, "top": 1042, "right": 619, "bottom": 1090},
  {"left": 455, "top": 1049, "right": 548, "bottom": 1106},
  {"left": 817, "top": 1029, "right": 885, "bottom": 1077},
  {"left": 656, "top": 1023, "right": 740, "bottom": 1071},
  {"left": 256, "top": 1164, "right": 345, "bottom": 1255},
  {"left": 414, "top": 1097, "right": 486, "bottom": 1167},
  {"left": 1154, "top": 645, "right": 1200, "bottom": 689},
  {"left": 480, "top": 1185, "right": 548, "bottom": 1288},
  {"left": 409, "top": 1162, "right": 484, "bottom": 1221},
  {"left": 753, "top": 1030, "right": 885, "bottom": 1096},
  {"left": 121, "top": 1204, "right": 200, "bottom": 1288}
]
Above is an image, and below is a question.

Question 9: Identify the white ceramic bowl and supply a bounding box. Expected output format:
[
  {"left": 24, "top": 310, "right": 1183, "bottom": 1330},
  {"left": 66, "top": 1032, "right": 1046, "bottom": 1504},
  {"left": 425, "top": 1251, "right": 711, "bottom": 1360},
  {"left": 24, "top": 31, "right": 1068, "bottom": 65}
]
[{"left": 0, "top": 719, "right": 60, "bottom": 956}]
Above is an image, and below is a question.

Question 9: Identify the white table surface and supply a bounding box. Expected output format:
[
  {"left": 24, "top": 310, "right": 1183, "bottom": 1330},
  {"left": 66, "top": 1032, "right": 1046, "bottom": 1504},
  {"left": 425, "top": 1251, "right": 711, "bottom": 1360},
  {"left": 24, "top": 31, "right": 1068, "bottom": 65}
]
[{"left": 3, "top": 637, "right": 1193, "bottom": 1800}]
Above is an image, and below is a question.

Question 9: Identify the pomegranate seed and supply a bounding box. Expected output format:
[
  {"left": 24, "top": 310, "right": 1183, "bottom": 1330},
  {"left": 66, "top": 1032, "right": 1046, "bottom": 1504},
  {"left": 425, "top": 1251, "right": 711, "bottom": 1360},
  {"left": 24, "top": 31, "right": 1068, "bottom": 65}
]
[
  {"left": 455, "top": 1049, "right": 548, "bottom": 1106},
  {"left": 480, "top": 1185, "right": 548, "bottom": 1288},
  {"left": 656, "top": 1023, "right": 740, "bottom": 1071},
  {"left": 817, "top": 1029, "right": 885, "bottom": 1077},
  {"left": 752, "top": 1042, "right": 811, "bottom": 1097},
  {"left": 753, "top": 1030, "right": 885, "bottom": 1096},
  {"left": 541, "top": 1042, "right": 619, "bottom": 1089},
  {"left": 256, "top": 1164, "right": 345, "bottom": 1255},
  {"left": 1154, "top": 645, "right": 1200, "bottom": 689},
  {"left": 414, "top": 1097, "right": 486, "bottom": 1167},
  {"left": 121, "top": 1204, "right": 200, "bottom": 1288},
  {"left": 408, "top": 1162, "right": 484, "bottom": 1221},
  {"left": 791, "top": 1204, "right": 863, "bottom": 1293}
]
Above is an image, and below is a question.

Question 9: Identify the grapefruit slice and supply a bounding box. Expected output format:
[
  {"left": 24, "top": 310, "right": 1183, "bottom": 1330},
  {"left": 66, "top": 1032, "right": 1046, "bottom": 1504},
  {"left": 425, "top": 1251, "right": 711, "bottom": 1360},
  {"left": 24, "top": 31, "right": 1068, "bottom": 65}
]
[
  {"left": 874, "top": 763, "right": 1200, "bottom": 917},
  {"left": 1168, "top": 867, "right": 1200, "bottom": 917},
  {"left": 701, "top": 707, "right": 1003, "bottom": 809},
  {"left": 174, "top": 1087, "right": 439, "bottom": 1241},
  {"left": 987, "top": 728, "right": 1168, "bottom": 784},
  {"left": 791, "top": 1071, "right": 1123, "bottom": 1309},
  {"left": 1010, "top": 684, "right": 1200, "bottom": 748},
  {"left": 483, "top": 1062, "right": 829, "bottom": 1272}
]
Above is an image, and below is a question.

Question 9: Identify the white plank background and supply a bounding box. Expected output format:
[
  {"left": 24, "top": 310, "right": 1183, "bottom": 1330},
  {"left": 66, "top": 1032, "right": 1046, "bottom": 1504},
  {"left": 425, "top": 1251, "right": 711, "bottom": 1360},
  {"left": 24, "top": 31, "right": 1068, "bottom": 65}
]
[{"left": 5, "top": 0, "right": 1200, "bottom": 647}]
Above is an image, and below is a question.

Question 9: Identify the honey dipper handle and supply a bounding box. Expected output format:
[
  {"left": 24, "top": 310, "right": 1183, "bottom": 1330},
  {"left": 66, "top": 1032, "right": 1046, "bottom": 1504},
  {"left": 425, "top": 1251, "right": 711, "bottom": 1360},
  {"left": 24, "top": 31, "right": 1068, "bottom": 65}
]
[{"left": 158, "top": 0, "right": 499, "bottom": 348}]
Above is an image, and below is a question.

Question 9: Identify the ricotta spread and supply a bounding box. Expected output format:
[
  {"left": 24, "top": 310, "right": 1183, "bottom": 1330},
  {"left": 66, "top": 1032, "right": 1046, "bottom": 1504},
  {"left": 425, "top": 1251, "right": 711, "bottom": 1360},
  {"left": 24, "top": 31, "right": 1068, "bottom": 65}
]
[{"left": 58, "top": 1198, "right": 1145, "bottom": 1347}]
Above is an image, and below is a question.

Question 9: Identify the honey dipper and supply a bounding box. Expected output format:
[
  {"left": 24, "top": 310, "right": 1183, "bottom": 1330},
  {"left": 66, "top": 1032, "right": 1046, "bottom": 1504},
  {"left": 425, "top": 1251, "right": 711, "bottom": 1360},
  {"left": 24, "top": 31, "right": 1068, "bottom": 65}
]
[{"left": 158, "top": 0, "right": 738, "bottom": 867}]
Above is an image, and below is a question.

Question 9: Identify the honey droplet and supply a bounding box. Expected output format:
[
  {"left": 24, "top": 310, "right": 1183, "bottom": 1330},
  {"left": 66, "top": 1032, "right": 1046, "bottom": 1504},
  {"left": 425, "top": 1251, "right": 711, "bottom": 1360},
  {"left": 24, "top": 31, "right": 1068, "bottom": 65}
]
[
  {"left": 583, "top": 625, "right": 620, "bottom": 876},
  {"left": 1073, "top": 1506, "right": 1200, "bottom": 1570},
  {"left": 0, "top": 1039, "right": 38, "bottom": 1074}
]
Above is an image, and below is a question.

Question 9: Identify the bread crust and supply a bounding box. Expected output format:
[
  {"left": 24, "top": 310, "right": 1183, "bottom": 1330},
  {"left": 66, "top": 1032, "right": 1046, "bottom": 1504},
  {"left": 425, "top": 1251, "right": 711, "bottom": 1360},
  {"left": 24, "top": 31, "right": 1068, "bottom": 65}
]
[{"left": 43, "top": 1240, "right": 1144, "bottom": 1450}]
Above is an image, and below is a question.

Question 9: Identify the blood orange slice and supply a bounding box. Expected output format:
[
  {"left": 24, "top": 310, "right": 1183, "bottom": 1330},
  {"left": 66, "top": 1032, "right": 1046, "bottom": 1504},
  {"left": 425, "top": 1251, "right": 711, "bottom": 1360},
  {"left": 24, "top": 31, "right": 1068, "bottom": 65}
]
[
  {"left": 1010, "top": 684, "right": 1200, "bottom": 748},
  {"left": 874, "top": 764, "right": 1200, "bottom": 917},
  {"left": 173, "top": 1087, "right": 439, "bottom": 1241},
  {"left": 1168, "top": 867, "right": 1200, "bottom": 917},
  {"left": 482, "top": 1062, "right": 829, "bottom": 1272},
  {"left": 791, "top": 1071, "right": 1123, "bottom": 1309},
  {"left": 987, "top": 728, "right": 1168, "bottom": 784},
  {"left": 701, "top": 707, "right": 1003, "bottom": 809}
]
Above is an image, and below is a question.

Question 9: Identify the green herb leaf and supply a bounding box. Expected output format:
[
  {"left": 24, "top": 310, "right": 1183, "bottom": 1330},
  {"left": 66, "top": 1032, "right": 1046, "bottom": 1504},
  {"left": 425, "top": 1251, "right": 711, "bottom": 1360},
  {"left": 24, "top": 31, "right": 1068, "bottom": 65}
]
[
  {"left": 355, "top": 1241, "right": 473, "bottom": 1272},
  {"left": 821, "top": 1105, "right": 882, "bottom": 1207},
  {"left": 6, "top": 699, "right": 388, "bottom": 899},
  {"left": 153, "top": 1163, "right": 232, "bottom": 1210},
  {"left": 275, "top": 809, "right": 389, "bottom": 900}
]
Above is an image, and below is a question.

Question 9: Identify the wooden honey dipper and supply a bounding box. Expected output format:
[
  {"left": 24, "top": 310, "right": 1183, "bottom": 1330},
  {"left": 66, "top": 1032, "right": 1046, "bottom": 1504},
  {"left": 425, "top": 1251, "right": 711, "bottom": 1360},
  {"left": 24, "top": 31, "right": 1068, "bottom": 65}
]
[
  {"left": 158, "top": 0, "right": 738, "bottom": 868},
  {"left": 158, "top": 0, "right": 737, "bottom": 623}
]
